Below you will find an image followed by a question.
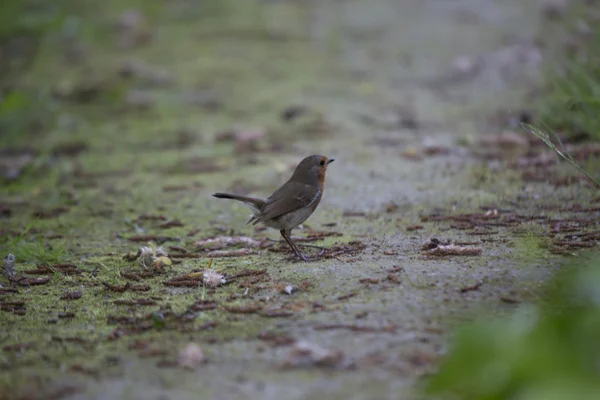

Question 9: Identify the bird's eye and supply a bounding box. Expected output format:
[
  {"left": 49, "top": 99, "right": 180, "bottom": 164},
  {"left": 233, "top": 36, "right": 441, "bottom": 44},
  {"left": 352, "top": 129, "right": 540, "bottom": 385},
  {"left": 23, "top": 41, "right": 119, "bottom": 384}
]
[{"left": 319, "top": 160, "right": 325, "bottom": 166}]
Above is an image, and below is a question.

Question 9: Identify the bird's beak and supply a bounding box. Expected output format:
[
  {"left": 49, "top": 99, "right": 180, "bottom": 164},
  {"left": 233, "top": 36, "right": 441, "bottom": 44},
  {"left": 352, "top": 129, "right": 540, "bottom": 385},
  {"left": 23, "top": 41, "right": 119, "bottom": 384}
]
[{"left": 327, "top": 159, "right": 335, "bottom": 164}]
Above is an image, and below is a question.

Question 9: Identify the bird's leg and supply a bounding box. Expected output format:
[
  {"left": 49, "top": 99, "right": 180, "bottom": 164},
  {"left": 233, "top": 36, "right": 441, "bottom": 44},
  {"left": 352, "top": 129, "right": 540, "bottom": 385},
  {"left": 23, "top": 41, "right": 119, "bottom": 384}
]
[{"left": 280, "top": 229, "right": 307, "bottom": 262}]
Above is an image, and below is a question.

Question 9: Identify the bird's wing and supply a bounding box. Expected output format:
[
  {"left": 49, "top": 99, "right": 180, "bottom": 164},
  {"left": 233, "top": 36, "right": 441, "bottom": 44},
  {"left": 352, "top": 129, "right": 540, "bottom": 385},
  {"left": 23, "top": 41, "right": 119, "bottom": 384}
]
[{"left": 254, "top": 181, "right": 319, "bottom": 224}]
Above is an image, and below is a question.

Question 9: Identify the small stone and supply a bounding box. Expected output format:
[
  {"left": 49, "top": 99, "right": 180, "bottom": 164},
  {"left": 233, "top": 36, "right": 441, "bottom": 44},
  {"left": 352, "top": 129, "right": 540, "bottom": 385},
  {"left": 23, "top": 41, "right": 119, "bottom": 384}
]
[
  {"left": 282, "top": 285, "right": 294, "bottom": 295},
  {"left": 178, "top": 343, "right": 205, "bottom": 370}
]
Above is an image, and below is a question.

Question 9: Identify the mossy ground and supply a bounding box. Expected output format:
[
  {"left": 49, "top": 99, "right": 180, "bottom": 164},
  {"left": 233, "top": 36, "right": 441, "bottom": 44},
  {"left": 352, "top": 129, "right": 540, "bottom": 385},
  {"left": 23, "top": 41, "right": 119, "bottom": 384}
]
[{"left": 1, "top": 0, "right": 600, "bottom": 399}]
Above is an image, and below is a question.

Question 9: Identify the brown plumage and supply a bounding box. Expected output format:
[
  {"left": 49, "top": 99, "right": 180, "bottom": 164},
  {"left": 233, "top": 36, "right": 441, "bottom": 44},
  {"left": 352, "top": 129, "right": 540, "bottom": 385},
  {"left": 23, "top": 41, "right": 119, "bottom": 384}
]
[{"left": 213, "top": 155, "right": 334, "bottom": 261}]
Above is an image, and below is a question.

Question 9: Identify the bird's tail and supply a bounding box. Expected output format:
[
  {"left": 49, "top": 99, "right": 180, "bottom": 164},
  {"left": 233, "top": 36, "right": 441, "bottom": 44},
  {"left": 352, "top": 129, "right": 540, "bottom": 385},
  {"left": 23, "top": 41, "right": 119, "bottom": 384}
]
[{"left": 212, "top": 193, "right": 266, "bottom": 223}]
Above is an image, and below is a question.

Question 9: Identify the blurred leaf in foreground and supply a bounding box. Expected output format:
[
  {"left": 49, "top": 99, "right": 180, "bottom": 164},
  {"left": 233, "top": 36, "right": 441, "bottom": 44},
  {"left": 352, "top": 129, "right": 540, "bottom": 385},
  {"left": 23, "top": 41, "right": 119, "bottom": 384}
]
[{"left": 425, "top": 252, "right": 600, "bottom": 400}]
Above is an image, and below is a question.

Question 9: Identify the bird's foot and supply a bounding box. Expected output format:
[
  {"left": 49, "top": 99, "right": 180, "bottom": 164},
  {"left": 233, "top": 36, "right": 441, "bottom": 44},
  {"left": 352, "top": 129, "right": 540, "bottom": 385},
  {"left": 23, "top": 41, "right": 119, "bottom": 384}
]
[
  {"left": 302, "top": 255, "right": 321, "bottom": 262},
  {"left": 290, "top": 253, "right": 321, "bottom": 263}
]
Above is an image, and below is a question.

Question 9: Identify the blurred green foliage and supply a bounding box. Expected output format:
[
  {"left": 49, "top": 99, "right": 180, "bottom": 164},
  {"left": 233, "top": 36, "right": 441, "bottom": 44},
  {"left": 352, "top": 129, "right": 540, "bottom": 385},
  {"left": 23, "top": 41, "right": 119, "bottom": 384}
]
[
  {"left": 2, "top": 224, "right": 68, "bottom": 266},
  {"left": 0, "top": 0, "right": 61, "bottom": 41},
  {"left": 536, "top": 4, "right": 600, "bottom": 141},
  {"left": 538, "top": 64, "right": 600, "bottom": 141},
  {"left": 0, "top": 0, "right": 66, "bottom": 146},
  {"left": 424, "top": 252, "right": 600, "bottom": 400}
]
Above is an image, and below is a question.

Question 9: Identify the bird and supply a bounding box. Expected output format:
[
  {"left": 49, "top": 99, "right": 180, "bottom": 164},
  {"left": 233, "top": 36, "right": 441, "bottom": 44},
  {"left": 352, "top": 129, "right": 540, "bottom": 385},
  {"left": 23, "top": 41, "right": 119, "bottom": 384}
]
[{"left": 213, "top": 155, "right": 334, "bottom": 261}]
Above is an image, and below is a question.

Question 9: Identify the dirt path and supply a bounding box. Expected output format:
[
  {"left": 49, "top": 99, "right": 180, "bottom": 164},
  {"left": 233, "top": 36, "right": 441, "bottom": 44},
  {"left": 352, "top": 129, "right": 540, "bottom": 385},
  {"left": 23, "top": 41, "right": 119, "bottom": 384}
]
[{"left": 2, "top": 1, "right": 599, "bottom": 399}]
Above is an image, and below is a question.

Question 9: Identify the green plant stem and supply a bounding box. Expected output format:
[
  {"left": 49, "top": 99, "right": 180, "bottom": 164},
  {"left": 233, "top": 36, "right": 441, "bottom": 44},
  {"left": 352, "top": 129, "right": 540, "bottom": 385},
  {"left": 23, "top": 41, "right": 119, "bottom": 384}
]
[{"left": 522, "top": 123, "right": 600, "bottom": 189}]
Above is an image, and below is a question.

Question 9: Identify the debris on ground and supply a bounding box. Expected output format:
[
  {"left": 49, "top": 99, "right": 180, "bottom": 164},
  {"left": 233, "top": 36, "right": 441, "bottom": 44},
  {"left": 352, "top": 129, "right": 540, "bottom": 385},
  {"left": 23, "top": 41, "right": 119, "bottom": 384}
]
[
  {"left": 314, "top": 323, "right": 398, "bottom": 333},
  {"left": 3, "top": 254, "right": 16, "bottom": 279},
  {"left": 359, "top": 278, "right": 380, "bottom": 284},
  {"left": 1, "top": 300, "right": 26, "bottom": 315},
  {"left": 206, "top": 248, "right": 253, "bottom": 258},
  {"left": 422, "top": 137, "right": 451, "bottom": 156},
  {"left": 114, "top": 299, "right": 156, "bottom": 306},
  {"left": 337, "top": 292, "right": 358, "bottom": 301},
  {"left": 459, "top": 281, "right": 483, "bottom": 293},
  {"left": 203, "top": 269, "right": 226, "bottom": 288},
  {"left": 321, "top": 241, "right": 368, "bottom": 259},
  {"left": 280, "top": 284, "right": 294, "bottom": 295},
  {"left": 140, "top": 246, "right": 154, "bottom": 268},
  {"left": 164, "top": 273, "right": 203, "bottom": 288},
  {"left": 400, "top": 147, "right": 423, "bottom": 161},
  {"left": 130, "top": 242, "right": 171, "bottom": 269},
  {"left": 257, "top": 331, "right": 297, "bottom": 347},
  {"left": 286, "top": 230, "right": 344, "bottom": 243},
  {"left": 103, "top": 282, "right": 131, "bottom": 292},
  {"left": 60, "top": 290, "right": 83, "bottom": 300},
  {"left": 188, "top": 300, "right": 217, "bottom": 312},
  {"left": 280, "top": 340, "right": 345, "bottom": 369},
  {"left": 24, "top": 264, "right": 80, "bottom": 275},
  {"left": 195, "top": 236, "right": 264, "bottom": 250},
  {"left": 422, "top": 238, "right": 482, "bottom": 256},
  {"left": 222, "top": 303, "right": 262, "bottom": 314},
  {"left": 11, "top": 276, "right": 52, "bottom": 286}
]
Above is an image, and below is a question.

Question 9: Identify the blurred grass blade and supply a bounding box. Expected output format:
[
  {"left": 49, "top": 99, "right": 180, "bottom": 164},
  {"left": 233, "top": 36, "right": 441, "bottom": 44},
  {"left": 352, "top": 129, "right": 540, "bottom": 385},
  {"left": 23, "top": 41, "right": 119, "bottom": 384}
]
[{"left": 522, "top": 123, "right": 600, "bottom": 189}]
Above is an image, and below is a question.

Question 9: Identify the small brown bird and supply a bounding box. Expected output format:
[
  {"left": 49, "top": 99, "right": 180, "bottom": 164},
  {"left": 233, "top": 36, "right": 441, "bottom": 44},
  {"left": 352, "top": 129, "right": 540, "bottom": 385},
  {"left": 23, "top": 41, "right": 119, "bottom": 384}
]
[{"left": 213, "top": 155, "right": 334, "bottom": 261}]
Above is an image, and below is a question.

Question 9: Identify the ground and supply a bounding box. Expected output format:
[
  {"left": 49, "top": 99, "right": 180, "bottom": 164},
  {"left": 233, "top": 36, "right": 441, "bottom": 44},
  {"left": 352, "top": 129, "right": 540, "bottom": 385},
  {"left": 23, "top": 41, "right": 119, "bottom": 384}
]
[{"left": 1, "top": 1, "right": 599, "bottom": 399}]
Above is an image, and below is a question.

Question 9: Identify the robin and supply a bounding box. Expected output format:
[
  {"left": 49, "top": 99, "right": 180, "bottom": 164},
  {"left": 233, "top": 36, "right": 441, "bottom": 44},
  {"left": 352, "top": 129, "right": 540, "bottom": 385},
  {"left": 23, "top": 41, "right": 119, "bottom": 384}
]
[{"left": 213, "top": 155, "right": 335, "bottom": 261}]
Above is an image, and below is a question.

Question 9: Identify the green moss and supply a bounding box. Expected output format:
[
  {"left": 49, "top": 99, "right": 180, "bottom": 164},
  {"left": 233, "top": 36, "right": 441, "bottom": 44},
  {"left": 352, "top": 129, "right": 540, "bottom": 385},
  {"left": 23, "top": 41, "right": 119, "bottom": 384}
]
[{"left": 512, "top": 231, "right": 551, "bottom": 264}]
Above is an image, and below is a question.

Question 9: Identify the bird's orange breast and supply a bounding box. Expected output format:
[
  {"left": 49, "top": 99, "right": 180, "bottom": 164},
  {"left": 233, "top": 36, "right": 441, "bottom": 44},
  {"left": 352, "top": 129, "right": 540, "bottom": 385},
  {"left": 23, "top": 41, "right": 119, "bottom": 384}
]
[{"left": 317, "top": 169, "right": 327, "bottom": 188}]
